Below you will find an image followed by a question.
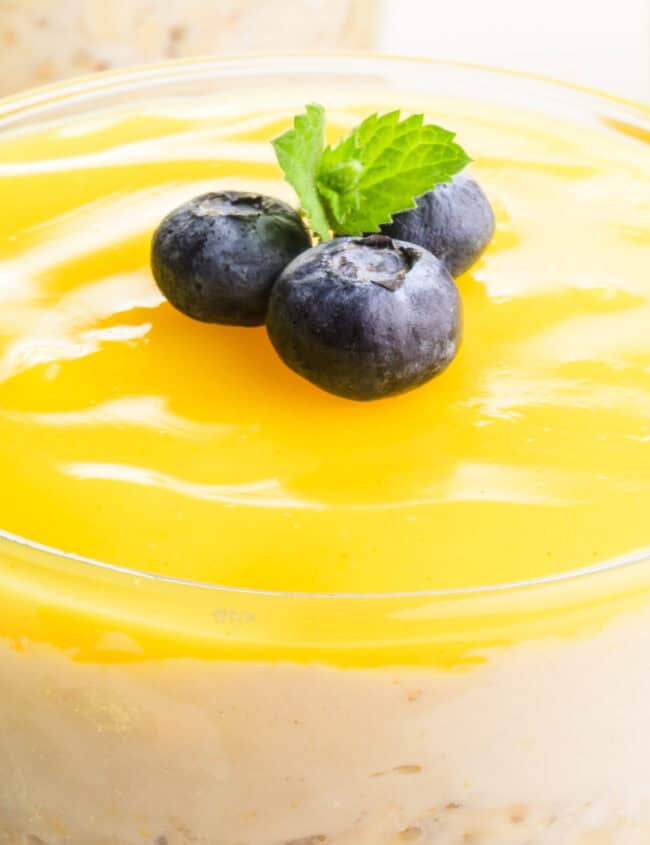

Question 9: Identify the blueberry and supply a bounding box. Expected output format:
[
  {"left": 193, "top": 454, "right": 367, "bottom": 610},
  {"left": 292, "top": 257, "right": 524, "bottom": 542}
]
[
  {"left": 151, "top": 191, "right": 311, "bottom": 326},
  {"left": 266, "top": 235, "right": 461, "bottom": 401},
  {"left": 379, "top": 172, "right": 495, "bottom": 277}
]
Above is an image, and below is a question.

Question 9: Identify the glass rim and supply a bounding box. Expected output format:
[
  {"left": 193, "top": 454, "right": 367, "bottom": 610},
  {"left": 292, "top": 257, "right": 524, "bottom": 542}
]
[
  {"left": 2, "top": 524, "right": 650, "bottom": 600},
  {"left": 0, "top": 51, "right": 648, "bottom": 120},
  {"left": 0, "top": 52, "right": 648, "bottom": 603}
]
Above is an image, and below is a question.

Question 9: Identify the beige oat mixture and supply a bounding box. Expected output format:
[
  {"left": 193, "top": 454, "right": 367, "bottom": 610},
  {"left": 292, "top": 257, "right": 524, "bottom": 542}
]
[
  {"left": 3, "top": 607, "right": 650, "bottom": 844},
  {"left": 0, "top": 0, "right": 378, "bottom": 96}
]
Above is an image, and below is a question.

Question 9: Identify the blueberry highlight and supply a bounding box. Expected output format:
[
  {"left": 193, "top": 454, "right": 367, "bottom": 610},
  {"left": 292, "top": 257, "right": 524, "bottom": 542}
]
[
  {"left": 151, "top": 191, "right": 311, "bottom": 326},
  {"left": 380, "top": 172, "right": 495, "bottom": 277},
  {"left": 267, "top": 235, "right": 462, "bottom": 401}
]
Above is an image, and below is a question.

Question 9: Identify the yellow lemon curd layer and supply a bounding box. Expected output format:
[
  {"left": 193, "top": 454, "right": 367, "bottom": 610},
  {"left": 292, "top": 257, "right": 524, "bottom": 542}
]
[{"left": 0, "top": 87, "right": 649, "bottom": 665}]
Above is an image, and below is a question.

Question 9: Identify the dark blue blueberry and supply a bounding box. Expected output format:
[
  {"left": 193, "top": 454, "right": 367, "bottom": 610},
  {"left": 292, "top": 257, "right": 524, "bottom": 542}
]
[
  {"left": 151, "top": 191, "right": 311, "bottom": 326},
  {"left": 266, "top": 235, "right": 462, "bottom": 401},
  {"left": 379, "top": 172, "right": 495, "bottom": 277}
]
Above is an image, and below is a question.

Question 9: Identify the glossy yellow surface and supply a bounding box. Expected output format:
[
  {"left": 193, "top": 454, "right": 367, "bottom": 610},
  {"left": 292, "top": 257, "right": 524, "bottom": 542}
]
[{"left": 0, "top": 88, "right": 648, "bottom": 622}]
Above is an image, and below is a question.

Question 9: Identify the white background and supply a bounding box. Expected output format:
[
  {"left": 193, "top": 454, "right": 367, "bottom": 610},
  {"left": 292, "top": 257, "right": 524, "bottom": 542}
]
[{"left": 378, "top": 0, "right": 650, "bottom": 103}]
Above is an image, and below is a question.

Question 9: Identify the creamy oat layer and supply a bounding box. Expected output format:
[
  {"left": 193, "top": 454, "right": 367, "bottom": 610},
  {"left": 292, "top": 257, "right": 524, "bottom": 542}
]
[{"left": 3, "top": 606, "right": 650, "bottom": 845}]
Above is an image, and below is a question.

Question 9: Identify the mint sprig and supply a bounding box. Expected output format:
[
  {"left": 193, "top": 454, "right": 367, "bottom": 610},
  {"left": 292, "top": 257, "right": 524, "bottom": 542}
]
[
  {"left": 272, "top": 103, "right": 471, "bottom": 241},
  {"left": 271, "top": 103, "right": 330, "bottom": 241}
]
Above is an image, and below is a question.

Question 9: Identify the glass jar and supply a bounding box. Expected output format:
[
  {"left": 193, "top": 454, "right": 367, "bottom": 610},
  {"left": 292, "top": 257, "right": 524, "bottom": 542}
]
[{"left": 0, "top": 55, "right": 649, "bottom": 845}]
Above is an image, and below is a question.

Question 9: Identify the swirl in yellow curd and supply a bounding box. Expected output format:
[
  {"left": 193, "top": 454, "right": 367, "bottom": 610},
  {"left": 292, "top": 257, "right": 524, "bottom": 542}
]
[
  {"left": 1, "top": 86, "right": 649, "bottom": 608},
  {"left": 2, "top": 58, "right": 650, "bottom": 845}
]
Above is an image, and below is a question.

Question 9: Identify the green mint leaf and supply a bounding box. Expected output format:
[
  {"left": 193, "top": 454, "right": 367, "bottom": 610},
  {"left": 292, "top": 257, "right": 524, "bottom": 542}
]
[
  {"left": 271, "top": 103, "right": 331, "bottom": 241},
  {"left": 316, "top": 110, "right": 471, "bottom": 235}
]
